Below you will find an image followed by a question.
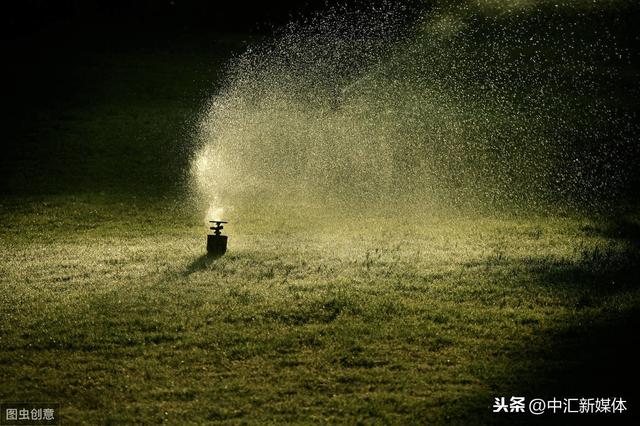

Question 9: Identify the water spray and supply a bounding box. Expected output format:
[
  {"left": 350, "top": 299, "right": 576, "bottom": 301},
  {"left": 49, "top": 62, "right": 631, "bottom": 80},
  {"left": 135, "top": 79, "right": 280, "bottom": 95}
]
[
  {"left": 191, "top": 2, "right": 637, "bottom": 216},
  {"left": 207, "top": 220, "right": 228, "bottom": 256}
]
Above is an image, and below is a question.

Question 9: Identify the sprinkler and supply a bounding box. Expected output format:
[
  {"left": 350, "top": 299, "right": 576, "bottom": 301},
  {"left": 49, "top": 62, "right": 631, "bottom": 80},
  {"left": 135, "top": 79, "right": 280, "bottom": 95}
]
[{"left": 207, "top": 220, "right": 228, "bottom": 256}]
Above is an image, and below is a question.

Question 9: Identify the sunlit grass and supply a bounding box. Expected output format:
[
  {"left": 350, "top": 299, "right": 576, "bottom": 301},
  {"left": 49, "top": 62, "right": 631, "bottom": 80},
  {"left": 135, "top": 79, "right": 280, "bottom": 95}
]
[
  {"left": 1, "top": 196, "right": 638, "bottom": 423},
  {"left": 2, "top": 2, "right": 638, "bottom": 422}
]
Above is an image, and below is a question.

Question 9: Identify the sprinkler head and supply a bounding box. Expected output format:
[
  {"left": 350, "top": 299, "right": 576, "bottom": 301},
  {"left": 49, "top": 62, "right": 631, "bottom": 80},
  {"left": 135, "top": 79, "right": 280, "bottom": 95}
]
[{"left": 207, "top": 220, "right": 228, "bottom": 257}]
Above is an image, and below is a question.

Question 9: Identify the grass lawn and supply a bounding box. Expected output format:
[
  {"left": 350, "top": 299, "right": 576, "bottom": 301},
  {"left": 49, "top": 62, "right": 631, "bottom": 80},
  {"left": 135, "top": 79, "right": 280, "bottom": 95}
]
[
  {"left": 1, "top": 22, "right": 639, "bottom": 424},
  {"left": 1, "top": 195, "right": 639, "bottom": 424}
]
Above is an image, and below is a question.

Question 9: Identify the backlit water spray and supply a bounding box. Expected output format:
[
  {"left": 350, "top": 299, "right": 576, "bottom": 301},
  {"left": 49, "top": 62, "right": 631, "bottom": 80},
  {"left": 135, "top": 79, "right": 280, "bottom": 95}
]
[{"left": 191, "top": 1, "right": 637, "bottom": 224}]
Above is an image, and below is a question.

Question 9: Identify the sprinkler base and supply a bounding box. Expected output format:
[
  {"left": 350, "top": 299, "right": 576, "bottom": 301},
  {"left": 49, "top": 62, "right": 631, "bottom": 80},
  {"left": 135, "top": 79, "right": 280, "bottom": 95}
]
[{"left": 207, "top": 235, "right": 228, "bottom": 257}]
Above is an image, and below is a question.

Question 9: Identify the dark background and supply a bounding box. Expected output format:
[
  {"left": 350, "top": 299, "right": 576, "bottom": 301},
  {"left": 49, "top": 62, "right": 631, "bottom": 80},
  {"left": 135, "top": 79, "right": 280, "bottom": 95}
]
[
  {"left": 1, "top": 0, "right": 638, "bottom": 203},
  {"left": 0, "top": 0, "right": 424, "bottom": 196},
  {"left": 3, "top": 0, "right": 323, "bottom": 35},
  {"left": 2, "top": 0, "right": 419, "bottom": 40}
]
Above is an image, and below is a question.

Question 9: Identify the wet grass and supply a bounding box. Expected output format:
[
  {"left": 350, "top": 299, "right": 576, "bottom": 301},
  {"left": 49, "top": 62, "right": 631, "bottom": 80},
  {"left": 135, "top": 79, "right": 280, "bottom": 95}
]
[
  {"left": 1, "top": 197, "right": 639, "bottom": 424},
  {"left": 2, "top": 11, "right": 639, "bottom": 423}
]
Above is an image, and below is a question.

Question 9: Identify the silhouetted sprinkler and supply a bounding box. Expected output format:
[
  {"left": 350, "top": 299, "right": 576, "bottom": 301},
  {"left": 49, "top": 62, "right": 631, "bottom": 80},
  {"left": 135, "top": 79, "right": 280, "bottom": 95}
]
[{"left": 207, "top": 220, "right": 228, "bottom": 257}]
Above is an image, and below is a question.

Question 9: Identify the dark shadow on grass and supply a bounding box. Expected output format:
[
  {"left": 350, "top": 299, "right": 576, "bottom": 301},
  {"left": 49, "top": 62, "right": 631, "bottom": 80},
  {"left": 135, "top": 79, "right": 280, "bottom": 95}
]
[
  {"left": 523, "top": 248, "right": 639, "bottom": 296},
  {"left": 443, "top": 308, "right": 640, "bottom": 425},
  {"left": 183, "top": 254, "right": 221, "bottom": 276},
  {"left": 465, "top": 217, "right": 640, "bottom": 297},
  {"left": 444, "top": 218, "right": 640, "bottom": 424},
  {"left": 529, "top": 218, "right": 640, "bottom": 296},
  {"left": 582, "top": 217, "right": 640, "bottom": 248}
]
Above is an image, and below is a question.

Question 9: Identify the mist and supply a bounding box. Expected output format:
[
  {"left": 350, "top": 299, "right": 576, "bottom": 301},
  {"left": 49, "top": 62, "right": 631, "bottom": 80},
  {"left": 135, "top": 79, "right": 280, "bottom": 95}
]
[{"left": 191, "top": 0, "right": 638, "bottom": 221}]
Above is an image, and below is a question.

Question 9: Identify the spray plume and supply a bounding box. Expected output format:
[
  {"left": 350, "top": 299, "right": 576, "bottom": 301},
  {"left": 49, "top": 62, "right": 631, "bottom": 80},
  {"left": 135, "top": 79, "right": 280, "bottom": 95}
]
[{"left": 191, "top": 1, "right": 638, "bottom": 223}]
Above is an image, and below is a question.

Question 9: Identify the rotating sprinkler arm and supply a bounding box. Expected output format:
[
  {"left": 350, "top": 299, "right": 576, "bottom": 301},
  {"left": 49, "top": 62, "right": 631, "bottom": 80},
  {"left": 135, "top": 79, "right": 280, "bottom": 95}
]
[{"left": 209, "top": 220, "right": 228, "bottom": 236}]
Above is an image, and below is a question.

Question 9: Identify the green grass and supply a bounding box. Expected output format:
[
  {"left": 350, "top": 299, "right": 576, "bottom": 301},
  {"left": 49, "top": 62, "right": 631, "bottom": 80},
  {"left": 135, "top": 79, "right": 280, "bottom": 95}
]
[
  {"left": 1, "top": 195, "right": 639, "bottom": 424},
  {"left": 2, "top": 17, "right": 639, "bottom": 424}
]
